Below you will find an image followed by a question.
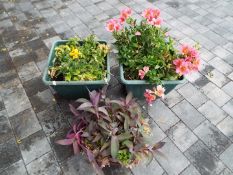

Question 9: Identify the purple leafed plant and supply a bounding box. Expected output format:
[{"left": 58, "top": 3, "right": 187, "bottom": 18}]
[{"left": 56, "top": 87, "right": 165, "bottom": 175}]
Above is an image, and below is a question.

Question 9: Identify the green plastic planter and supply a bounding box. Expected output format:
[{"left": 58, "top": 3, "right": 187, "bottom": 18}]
[
  {"left": 42, "top": 40, "right": 110, "bottom": 99},
  {"left": 120, "top": 64, "right": 186, "bottom": 99}
]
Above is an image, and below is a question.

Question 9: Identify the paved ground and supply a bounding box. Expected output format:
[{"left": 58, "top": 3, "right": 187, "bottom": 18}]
[{"left": 1, "top": 0, "right": 233, "bottom": 174}]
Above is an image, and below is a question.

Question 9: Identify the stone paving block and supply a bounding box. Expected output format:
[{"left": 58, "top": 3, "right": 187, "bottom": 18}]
[
  {"left": 3, "top": 160, "right": 27, "bottom": 175},
  {"left": 37, "top": 105, "right": 69, "bottom": 136},
  {"left": 9, "top": 48, "right": 27, "bottom": 58},
  {"left": 2, "top": 84, "right": 31, "bottom": 117},
  {"left": 155, "top": 137, "right": 190, "bottom": 175},
  {"left": 23, "top": 76, "right": 48, "bottom": 97},
  {"left": 43, "top": 36, "right": 61, "bottom": 49},
  {"left": 17, "top": 61, "right": 41, "bottom": 82},
  {"left": 222, "top": 81, "right": 233, "bottom": 97},
  {"left": 218, "top": 168, "right": 233, "bottom": 175},
  {"left": 203, "top": 30, "right": 227, "bottom": 45},
  {"left": 193, "top": 75, "right": 210, "bottom": 88},
  {"left": 53, "top": 22, "right": 70, "bottom": 34},
  {"left": 72, "top": 24, "right": 91, "bottom": 38},
  {"left": 217, "top": 116, "right": 233, "bottom": 141},
  {"left": 166, "top": 121, "right": 198, "bottom": 152},
  {"left": 192, "top": 33, "right": 216, "bottom": 50},
  {"left": 40, "top": 8, "right": 57, "bottom": 18},
  {"left": 200, "top": 48, "right": 215, "bottom": 62},
  {"left": 147, "top": 119, "right": 167, "bottom": 144},
  {"left": 224, "top": 42, "right": 233, "bottom": 54},
  {"left": 26, "top": 151, "right": 61, "bottom": 175},
  {"left": 48, "top": 129, "right": 73, "bottom": 162},
  {"left": 172, "top": 100, "right": 205, "bottom": 130},
  {"left": 148, "top": 100, "right": 179, "bottom": 131},
  {"left": 222, "top": 99, "right": 233, "bottom": 117},
  {"left": 212, "top": 46, "right": 231, "bottom": 59},
  {"left": 184, "top": 72, "right": 202, "bottom": 83},
  {"left": 132, "top": 159, "right": 164, "bottom": 175},
  {"left": 194, "top": 120, "right": 231, "bottom": 156},
  {"left": 205, "top": 69, "right": 230, "bottom": 88},
  {"left": 201, "top": 82, "right": 231, "bottom": 107},
  {"left": 103, "top": 164, "right": 132, "bottom": 175},
  {"left": 224, "top": 54, "right": 233, "bottom": 65},
  {"left": 36, "top": 59, "right": 47, "bottom": 72},
  {"left": 0, "top": 19, "right": 13, "bottom": 28},
  {"left": 29, "top": 89, "right": 56, "bottom": 113},
  {"left": 0, "top": 113, "right": 13, "bottom": 144},
  {"left": 10, "top": 108, "right": 41, "bottom": 140},
  {"left": 198, "top": 100, "right": 228, "bottom": 125},
  {"left": 178, "top": 83, "right": 208, "bottom": 108},
  {"left": 19, "top": 130, "right": 51, "bottom": 165},
  {"left": 220, "top": 144, "right": 233, "bottom": 172},
  {"left": 184, "top": 140, "right": 225, "bottom": 175},
  {"left": 162, "top": 90, "right": 183, "bottom": 108},
  {"left": 228, "top": 72, "right": 233, "bottom": 80},
  {"left": 209, "top": 57, "right": 233, "bottom": 75},
  {"left": 11, "top": 52, "right": 36, "bottom": 68},
  {"left": 61, "top": 155, "right": 95, "bottom": 175},
  {"left": 179, "top": 164, "right": 201, "bottom": 175},
  {"left": 0, "top": 138, "right": 21, "bottom": 170}
]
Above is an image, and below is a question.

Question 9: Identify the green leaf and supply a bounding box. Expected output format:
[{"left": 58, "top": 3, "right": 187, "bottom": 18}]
[
  {"left": 65, "top": 73, "right": 71, "bottom": 81},
  {"left": 118, "top": 132, "right": 133, "bottom": 141},
  {"left": 111, "top": 136, "right": 119, "bottom": 159}
]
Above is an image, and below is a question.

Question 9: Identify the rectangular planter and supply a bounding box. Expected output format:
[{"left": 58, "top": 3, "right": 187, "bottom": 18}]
[
  {"left": 42, "top": 40, "right": 110, "bottom": 99},
  {"left": 120, "top": 64, "right": 186, "bottom": 99}
]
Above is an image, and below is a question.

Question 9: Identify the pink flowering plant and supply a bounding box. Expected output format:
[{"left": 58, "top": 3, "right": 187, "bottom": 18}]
[{"left": 106, "top": 7, "right": 201, "bottom": 104}]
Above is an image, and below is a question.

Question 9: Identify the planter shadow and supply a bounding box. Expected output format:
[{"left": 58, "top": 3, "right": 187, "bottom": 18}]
[
  {"left": 42, "top": 40, "right": 110, "bottom": 99},
  {"left": 120, "top": 64, "right": 186, "bottom": 99}
]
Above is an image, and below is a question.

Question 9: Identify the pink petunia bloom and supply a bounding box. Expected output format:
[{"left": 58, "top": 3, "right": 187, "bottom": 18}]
[
  {"left": 173, "top": 58, "right": 184, "bottom": 68},
  {"left": 192, "top": 57, "right": 201, "bottom": 71},
  {"left": 135, "top": 31, "right": 141, "bottom": 36},
  {"left": 144, "top": 89, "right": 156, "bottom": 105},
  {"left": 142, "top": 8, "right": 161, "bottom": 26},
  {"left": 139, "top": 70, "right": 146, "bottom": 79},
  {"left": 148, "top": 17, "right": 163, "bottom": 27},
  {"left": 176, "top": 61, "right": 190, "bottom": 75},
  {"left": 119, "top": 8, "right": 132, "bottom": 24},
  {"left": 156, "top": 85, "right": 165, "bottom": 99},
  {"left": 138, "top": 66, "right": 150, "bottom": 79},
  {"left": 105, "top": 19, "right": 121, "bottom": 32},
  {"left": 180, "top": 44, "right": 192, "bottom": 56},
  {"left": 143, "top": 66, "right": 149, "bottom": 73}
]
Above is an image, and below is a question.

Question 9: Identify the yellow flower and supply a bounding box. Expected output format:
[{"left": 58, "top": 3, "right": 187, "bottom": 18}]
[{"left": 69, "top": 48, "right": 80, "bottom": 59}]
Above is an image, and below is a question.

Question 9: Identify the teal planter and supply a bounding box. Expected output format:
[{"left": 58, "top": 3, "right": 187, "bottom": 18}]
[
  {"left": 120, "top": 64, "right": 186, "bottom": 99},
  {"left": 42, "top": 40, "right": 110, "bottom": 99}
]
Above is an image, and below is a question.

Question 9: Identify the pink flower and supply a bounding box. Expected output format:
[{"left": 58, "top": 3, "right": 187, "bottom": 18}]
[
  {"left": 175, "top": 61, "right": 190, "bottom": 75},
  {"left": 138, "top": 66, "right": 150, "bottom": 79},
  {"left": 105, "top": 19, "right": 121, "bottom": 32},
  {"left": 156, "top": 85, "right": 165, "bottom": 99},
  {"left": 191, "top": 57, "right": 201, "bottom": 71},
  {"left": 135, "top": 31, "right": 141, "bottom": 36},
  {"left": 148, "top": 17, "right": 163, "bottom": 27},
  {"left": 180, "top": 45, "right": 191, "bottom": 56},
  {"left": 139, "top": 70, "right": 146, "bottom": 79},
  {"left": 144, "top": 89, "right": 156, "bottom": 105},
  {"left": 119, "top": 8, "right": 132, "bottom": 24},
  {"left": 173, "top": 59, "right": 184, "bottom": 68},
  {"left": 142, "top": 8, "right": 161, "bottom": 26}
]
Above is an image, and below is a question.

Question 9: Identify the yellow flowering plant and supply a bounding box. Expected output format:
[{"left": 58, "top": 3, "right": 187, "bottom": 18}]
[{"left": 48, "top": 35, "right": 109, "bottom": 81}]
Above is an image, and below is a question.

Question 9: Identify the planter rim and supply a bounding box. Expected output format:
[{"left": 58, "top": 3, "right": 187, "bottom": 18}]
[
  {"left": 42, "top": 40, "right": 110, "bottom": 86},
  {"left": 119, "top": 64, "right": 186, "bottom": 85}
]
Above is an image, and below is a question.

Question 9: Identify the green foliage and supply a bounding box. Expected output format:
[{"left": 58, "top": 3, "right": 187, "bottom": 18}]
[
  {"left": 117, "top": 150, "right": 132, "bottom": 165},
  {"left": 113, "top": 18, "right": 180, "bottom": 83},
  {"left": 48, "top": 35, "right": 109, "bottom": 81}
]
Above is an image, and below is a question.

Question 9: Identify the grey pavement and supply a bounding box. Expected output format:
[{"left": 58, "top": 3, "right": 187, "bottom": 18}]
[{"left": 0, "top": 0, "right": 233, "bottom": 174}]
